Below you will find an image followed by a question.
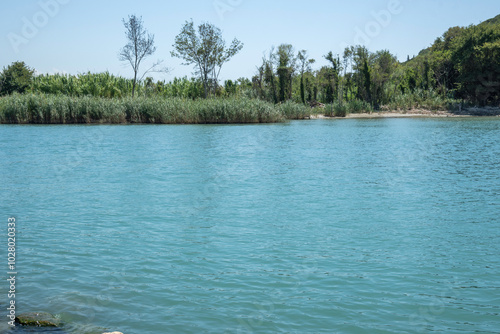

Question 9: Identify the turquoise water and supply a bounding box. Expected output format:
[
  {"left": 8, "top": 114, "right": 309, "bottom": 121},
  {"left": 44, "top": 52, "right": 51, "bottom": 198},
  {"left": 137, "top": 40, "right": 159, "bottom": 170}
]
[{"left": 1, "top": 118, "right": 500, "bottom": 334}]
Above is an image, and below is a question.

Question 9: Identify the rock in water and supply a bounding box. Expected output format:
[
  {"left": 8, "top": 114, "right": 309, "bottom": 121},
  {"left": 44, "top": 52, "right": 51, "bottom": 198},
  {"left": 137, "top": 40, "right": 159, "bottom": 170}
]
[
  {"left": 15, "top": 312, "right": 62, "bottom": 327},
  {"left": 102, "top": 332, "right": 124, "bottom": 334}
]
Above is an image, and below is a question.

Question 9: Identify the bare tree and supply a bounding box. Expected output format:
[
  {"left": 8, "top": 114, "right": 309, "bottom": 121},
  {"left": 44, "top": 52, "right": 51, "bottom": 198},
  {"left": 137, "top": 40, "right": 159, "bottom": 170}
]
[{"left": 119, "top": 15, "right": 167, "bottom": 97}]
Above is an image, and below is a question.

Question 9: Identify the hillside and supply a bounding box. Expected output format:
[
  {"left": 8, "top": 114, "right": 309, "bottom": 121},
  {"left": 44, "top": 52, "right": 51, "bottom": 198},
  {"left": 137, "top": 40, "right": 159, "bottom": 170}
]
[
  {"left": 407, "top": 14, "right": 500, "bottom": 105},
  {"left": 480, "top": 13, "right": 500, "bottom": 26}
]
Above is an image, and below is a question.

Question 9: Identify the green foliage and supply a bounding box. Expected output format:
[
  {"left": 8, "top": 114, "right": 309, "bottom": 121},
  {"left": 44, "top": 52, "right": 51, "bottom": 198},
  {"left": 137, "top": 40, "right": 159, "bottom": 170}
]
[
  {"left": 278, "top": 100, "right": 310, "bottom": 119},
  {"left": 325, "top": 99, "right": 373, "bottom": 117},
  {"left": 0, "top": 93, "right": 126, "bottom": 124},
  {"left": 385, "top": 89, "right": 458, "bottom": 111},
  {"left": 331, "top": 101, "right": 347, "bottom": 117},
  {"left": 0, "top": 62, "right": 35, "bottom": 95},
  {"left": 317, "top": 66, "right": 335, "bottom": 103},
  {"left": 3, "top": 14, "right": 499, "bottom": 121},
  {"left": 297, "top": 50, "right": 315, "bottom": 104},
  {"left": 0, "top": 94, "right": 288, "bottom": 124},
  {"left": 480, "top": 14, "right": 500, "bottom": 27},
  {"left": 371, "top": 50, "right": 397, "bottom": 105},
  {"left": 29, "top": 73, "right": 209, "bottom": 99},
  {"left": 171, "top": 20, "right": 243, "bottom": 98},
  {"left": 31, "top": 72, "right": 132, "bottom": 97},
  {"left": 276, "top": 44, "right": 296, "bottom": 103},
  {"left": 409, "top": 18, "right": 500, "bottom": 105}
]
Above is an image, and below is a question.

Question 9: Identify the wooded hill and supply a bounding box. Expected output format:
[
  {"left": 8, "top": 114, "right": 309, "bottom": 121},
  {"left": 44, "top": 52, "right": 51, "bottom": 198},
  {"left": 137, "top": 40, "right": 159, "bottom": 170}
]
[{"left": 407, "top": 14, "right": 500, "bottom": 105}]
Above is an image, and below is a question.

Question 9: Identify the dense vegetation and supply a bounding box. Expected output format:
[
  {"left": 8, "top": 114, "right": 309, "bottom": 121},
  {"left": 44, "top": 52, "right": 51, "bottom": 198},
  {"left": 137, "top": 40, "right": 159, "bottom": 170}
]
[
  {"left": 408, "top": 14, "right": 500, "bottom": 105},
  {"left": 0, "top": 15, "right": 498, "bottom": 124},
  {"left": 0, "top": 94, "right": 295, "bottom": 124}
]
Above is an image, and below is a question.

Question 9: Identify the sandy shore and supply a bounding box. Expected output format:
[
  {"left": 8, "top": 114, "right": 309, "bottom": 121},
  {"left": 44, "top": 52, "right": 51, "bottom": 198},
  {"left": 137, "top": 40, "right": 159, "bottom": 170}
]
[{"left": 309, "top": 107, "right": 500, "bottom": 119}]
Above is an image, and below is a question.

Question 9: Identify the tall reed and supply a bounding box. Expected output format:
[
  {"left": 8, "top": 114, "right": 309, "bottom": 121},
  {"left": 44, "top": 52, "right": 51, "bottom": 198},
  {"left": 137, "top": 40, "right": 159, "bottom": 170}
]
[
  {"left": 278, "top": 101, "right": 311, "bottom": 119},
  {"left": 0, "top": 94, "right": 287, "bottom": 124},
  {"left": 385, "top": 89, "right": 457, "bottom": 111},
  {"left": 325, "top": 100, "right": 373, "bottom": 117}
]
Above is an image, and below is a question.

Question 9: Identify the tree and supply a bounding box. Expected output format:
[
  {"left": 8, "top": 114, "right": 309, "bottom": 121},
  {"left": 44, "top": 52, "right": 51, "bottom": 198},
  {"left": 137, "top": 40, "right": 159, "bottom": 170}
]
[
  {"left": 352, "top": 46, "right": 372, "bottom": 101},
  {"left": 452, "top": 25, "right": 500, "bottom": 104},
  {"left": 263, "top": 49, "right": 279, "bottom": 104},
  {"left": 119, "top": 15, "right": 166, "bottom": 97},
  {"left": 324, "top": 51, "right": 342, "bottom": 102},
  {"left": 372, "top": 50, "right": 397, "bottom": 105},
  {"left": 0, "top": 61, "right": 35, "bottom": 95},
  {"left": 276, "top": 44, "right": 296, "bottom": 102},
  {"left": 172, "top": 20, "right": 243, "bottom": 98},
  {"left": 362, "top": 59, "right": 373, "bottom": 105},
  {"left": 318, "top": 66, "right": 335, "bottom": 103},
  {"left": 343, "top": 47, "right": 354, "bottom": 101},
  {"left": 297, "top": 50, "right": 315, "bottom": 104}
]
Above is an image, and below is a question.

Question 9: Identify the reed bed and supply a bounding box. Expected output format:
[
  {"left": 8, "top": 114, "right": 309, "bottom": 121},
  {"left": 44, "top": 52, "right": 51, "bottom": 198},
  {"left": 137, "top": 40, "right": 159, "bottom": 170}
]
[
  {"left": 278, "top": 100, "right": 311, "bottom": 120},
  {"left": 384, "top": 89, "right": 457, "bottom": 111},
  {"left": 0, "top": 94, "right": 289, "bottom": 124},
  {"left": 324, "top": 100, "right": 374, "bottom": 117}
]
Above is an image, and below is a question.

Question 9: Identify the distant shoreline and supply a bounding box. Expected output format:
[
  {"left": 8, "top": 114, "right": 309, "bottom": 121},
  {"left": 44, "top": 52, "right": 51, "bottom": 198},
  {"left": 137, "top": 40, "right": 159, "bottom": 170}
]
[
  {"left": 310, "top": 107, "right": 500, "bottom": 119},
  {"left": 1, "top": 93, "right": 499, "bottom": 124}
]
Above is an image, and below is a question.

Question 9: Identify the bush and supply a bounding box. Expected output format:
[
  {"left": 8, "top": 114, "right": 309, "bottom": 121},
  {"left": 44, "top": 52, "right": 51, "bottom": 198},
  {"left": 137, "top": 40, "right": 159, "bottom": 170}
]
[
  {"left": 278, "top": 100, "right": 311, "bottom": 119},
  {"left": 325, "top": 99, "right": 373, "bottom": 117},
  {"left": 0, "top": 62, "right": 35, "bottom": 95},
  {"left": 384, "top": 89, "right": 458, "bottom": 111}
]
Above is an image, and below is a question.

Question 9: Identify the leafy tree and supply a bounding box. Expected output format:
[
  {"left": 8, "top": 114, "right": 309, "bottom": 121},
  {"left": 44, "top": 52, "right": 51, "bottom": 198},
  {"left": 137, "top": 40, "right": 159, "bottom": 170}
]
[
  {"left": 316, "top": 67, "right": 332, "bottom": 103},
  {"left": 224, "top": 79, "right": 237, "bottom": 96},
  {"left": 342, "top": 47, "right": 355, "bottom": 101},
  {"left": 372, "top": 50, "right": 397, "bottom": 105},
  {"left": 362, "top": 60, "right": 372, "bottom": 104},
  {"left": 297, "top": 50, "right": 315, "bottom": 104},
  {"left": 324, "top": 51, "right": 342, "bottom": 102},
  {"left": 0, "top": 61, "right": 35, "bottom": 95},
  {"left": 119, "top": 15, "right": 166, "bottom": 97},
  {"left": 276, "top": 44, "right": 296, "bottom": 102},
  {"left": 304, "top": 73, "right": 317, "bottom": 102},
  {"left": 352, "top": 46, "right": 371, "bottom": 101},
  {"left": 421, "top": 59, "right": 431, "bottom": 90},
  {"left": 264, "top": 49, "right": 279, "bottom": 103},
  {"left": 398, "top": 67, "right": 417, "bottom": 94},
  {"left": 452, "top": 25, "right": 500, "bottom": 104},
  {"left": 171, "top": 20, "right": 243, "bottom": 98}
]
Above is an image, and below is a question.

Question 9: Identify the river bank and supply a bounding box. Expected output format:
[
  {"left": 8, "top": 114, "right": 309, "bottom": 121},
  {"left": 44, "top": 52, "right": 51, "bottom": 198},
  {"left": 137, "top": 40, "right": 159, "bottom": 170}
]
[
  {"left": 310, "top": 106, "right": 500, "bottom": 119},
  {"left": 1, "top": 94, "right": 499, "bottom": 124}
]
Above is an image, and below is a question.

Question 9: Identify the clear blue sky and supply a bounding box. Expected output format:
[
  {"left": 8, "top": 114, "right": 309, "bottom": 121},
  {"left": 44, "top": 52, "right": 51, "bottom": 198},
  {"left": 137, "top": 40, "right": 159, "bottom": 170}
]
[{"left": 1, "top": 0, "right": 498, "bottom": 82}]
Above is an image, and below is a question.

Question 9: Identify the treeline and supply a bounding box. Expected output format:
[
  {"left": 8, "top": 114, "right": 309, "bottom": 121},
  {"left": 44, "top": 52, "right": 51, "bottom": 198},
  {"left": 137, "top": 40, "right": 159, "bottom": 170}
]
[
  {"left": 0, "top": 14, "right": 499, "bottom": 113},
  {"left": 412, "top": 15, "right": 500, "bottom": 104},
  {"left": 250, "top": 14, "right": 499, "bottom": 108}
]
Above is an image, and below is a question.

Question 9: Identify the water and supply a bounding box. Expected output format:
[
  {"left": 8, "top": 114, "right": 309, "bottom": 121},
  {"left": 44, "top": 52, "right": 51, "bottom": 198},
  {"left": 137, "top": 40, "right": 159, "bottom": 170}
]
[{"left": 1, "top": 118, "right": 499, "bottom": 334}]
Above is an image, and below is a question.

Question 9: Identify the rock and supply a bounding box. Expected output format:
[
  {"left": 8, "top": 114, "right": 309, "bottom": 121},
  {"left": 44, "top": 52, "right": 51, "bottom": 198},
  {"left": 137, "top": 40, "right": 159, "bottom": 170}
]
[
  {"left": 102, "top": 332, "right": 124, "bottom": 334},
  {"left": 15, "top": 312, "right": 62, "bottom": 327}
]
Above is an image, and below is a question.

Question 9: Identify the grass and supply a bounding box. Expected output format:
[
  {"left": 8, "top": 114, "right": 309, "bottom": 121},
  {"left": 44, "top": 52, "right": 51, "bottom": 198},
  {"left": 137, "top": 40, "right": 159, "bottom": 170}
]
[{"left": 0, "top": 94, "right": 290, "bottom": 124}]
